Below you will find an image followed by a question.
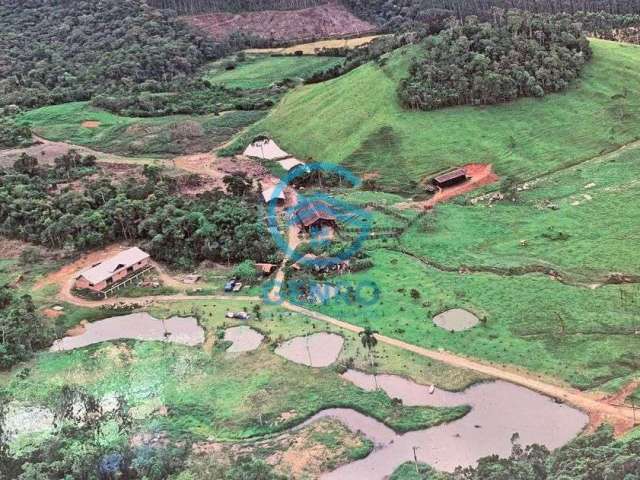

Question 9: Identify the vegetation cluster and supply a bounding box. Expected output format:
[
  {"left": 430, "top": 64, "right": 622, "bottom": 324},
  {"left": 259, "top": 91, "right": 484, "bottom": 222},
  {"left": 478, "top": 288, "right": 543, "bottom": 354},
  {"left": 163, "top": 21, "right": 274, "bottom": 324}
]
[
  {"left": 0, "top": 155, "right": 278, "bottom": 269},
  {"left": 398, "top": 12, "right": 592, "bottom": 110},
  {"left": 0, "top": 0, "right": 246, "bottom": 109}
]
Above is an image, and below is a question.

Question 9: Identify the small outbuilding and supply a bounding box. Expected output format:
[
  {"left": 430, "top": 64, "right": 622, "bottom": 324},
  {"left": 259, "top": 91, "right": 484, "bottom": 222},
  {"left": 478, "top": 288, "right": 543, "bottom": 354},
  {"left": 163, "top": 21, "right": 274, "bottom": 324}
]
[
  {"left": 74, "top": 247, "right": 151, "bottom": 293},
  {"left": 433, "top": 168, "right": 468, "bottom": 188},
  {"left": 262, "top": 185, "right": 286, "bottom": 204},
  {"left": 295, "top": 200, "right": 337, "bottom": 231}
]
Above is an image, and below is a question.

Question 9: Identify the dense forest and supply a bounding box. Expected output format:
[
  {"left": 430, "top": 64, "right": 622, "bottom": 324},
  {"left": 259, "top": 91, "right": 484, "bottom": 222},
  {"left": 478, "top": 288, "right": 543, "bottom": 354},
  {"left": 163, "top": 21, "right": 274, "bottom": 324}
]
[
  {"left": 0, "top": 0, "right": 242, "bottom": 109},
  {"left": 344, "top": 0, "right": 640, "bottom": 30},
  {"left": 148, "top": 0, "right": 326, "bottom": 14},
  {"left": 398, "top": 12, "right": 592, "bottom": 110},
  {"left": 0, "top": 153, "right": 278, "bottom": 269}
]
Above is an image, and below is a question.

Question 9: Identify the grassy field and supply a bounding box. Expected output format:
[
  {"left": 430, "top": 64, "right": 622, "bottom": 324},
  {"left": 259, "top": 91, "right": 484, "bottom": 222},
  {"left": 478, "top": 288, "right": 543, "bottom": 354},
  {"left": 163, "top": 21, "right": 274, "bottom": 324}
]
[
  {"left": 245, "top": 35, "right": 385, "bottom": 55},
  {"left": 203, "top": 54, "right": 343, "bottom": 89},
  {"left": 312, "top": 245, "right": 639, "bottom": 391},
  {"left": 400, "top": 140, "right": 640, "bottom": 278},
  {"left": 227, "top": 39, "right": 640, "bottom": 192},
  {"left": 18, "top": 102, "right": 265, "bottom": 156}
]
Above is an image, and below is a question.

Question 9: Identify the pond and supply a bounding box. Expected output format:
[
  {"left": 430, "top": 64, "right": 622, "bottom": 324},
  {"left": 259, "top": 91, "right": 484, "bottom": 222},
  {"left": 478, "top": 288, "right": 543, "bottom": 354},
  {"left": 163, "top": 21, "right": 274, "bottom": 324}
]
[
  {"left": 224, "top": 326, "right": 264, "bottom": 353},
  {"left": 313, "top": 370, "right": 588, "bottom": 479},
  {"left": 50, "top": 313, "right": 204, "bottom": 351},
  {"left": 275, "top": 333, "right": 344, "bottom": 367},
  {"left": 433, "top": 308, "right": 480, "bottom": 331}
]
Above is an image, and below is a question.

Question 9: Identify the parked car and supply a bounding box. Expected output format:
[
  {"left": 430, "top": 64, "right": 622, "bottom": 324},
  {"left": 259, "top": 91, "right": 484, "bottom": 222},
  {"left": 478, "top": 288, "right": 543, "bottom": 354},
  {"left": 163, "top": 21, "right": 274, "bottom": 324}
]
[{"left": 224, "top": 279, "right": 237, "bottom": 292}]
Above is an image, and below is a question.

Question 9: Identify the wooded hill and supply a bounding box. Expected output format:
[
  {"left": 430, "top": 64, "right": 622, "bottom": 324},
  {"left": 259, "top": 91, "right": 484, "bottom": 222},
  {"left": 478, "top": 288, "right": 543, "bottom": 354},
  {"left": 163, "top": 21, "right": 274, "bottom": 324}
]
[
  {"left": 0, "top": 0, "right": 233, "bottom": 109},
  {"left": 148, "top": 0, "right": 327, "bottom": 15},
  {"left": 398, "top": 13, "right": 592, "bottom": 110}
]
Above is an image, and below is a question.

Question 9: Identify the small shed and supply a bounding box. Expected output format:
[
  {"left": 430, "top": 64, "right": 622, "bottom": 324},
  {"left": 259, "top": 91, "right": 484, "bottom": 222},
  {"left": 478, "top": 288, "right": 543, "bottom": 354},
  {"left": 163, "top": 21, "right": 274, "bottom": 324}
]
[
  {"left": 295, "top": 200, "right": 337, "bottom": 231},
  {"left": 433, "top": 169, "right": 468, "bottom": 188},
  {"left": 262, "top": 186, "right": 286, "bottom": 204}
]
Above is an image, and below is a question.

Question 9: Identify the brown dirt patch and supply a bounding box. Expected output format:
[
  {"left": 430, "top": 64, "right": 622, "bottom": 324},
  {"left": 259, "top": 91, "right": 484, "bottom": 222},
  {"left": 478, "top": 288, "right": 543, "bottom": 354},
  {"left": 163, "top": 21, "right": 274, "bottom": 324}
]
[
  {"left": 64, "top": 320, "right": 87, "bottom": 337},
  {"left": 33, "top": 244, "right": 129, "bottom": 291},
  {"left": 184, "top": 2, "right": 376, "bottom": 42},
  {"left": 397, "top": 163, "right": 500, "bottom": 210},
  {"left": 173, "top": 153, "right": 277, "bottom": 195},
  {"left": 81, "top": 121, "right": 101, "bottom": 129},
  {"left": 192, "top": 418, "right": 369, "bottom": 479},
  {"left": 0, "top": 237, "right": 33, "bottom": 259}
]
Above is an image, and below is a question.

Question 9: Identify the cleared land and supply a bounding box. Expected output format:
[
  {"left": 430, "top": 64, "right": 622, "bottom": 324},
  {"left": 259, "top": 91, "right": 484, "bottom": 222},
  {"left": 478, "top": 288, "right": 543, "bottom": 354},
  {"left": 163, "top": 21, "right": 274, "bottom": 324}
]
[
  {"left": 204, "top": 54, "right": 343, "bottom": 89},
  {"left": 245, "top": 34, "right": 384, "bottom": 54},
  {"left": 184, "top": 2, "right": 376, "bottom": 42},
  {"left": 227, "top": 39, "right": 640, "bottom": 192},
  {"left": 18, "top": 102, "right": 265, "bottom": 156}
]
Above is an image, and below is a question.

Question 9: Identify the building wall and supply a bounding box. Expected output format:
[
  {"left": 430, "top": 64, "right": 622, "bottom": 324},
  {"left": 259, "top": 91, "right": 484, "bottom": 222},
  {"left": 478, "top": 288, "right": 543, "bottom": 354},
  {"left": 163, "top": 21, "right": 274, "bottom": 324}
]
[{"left": 74, "top": 258, "right": 150, "bottom": 292}]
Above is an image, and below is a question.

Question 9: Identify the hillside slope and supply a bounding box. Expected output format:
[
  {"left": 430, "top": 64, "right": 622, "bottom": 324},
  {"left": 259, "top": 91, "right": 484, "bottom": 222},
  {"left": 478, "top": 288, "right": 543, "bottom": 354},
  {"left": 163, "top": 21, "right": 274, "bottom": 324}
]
[
  {"left": 184, "top": 2, "right": 376, "bottom": 41},
  {"left": 233, "top": 39, "right": 640, "bottom": 192}
]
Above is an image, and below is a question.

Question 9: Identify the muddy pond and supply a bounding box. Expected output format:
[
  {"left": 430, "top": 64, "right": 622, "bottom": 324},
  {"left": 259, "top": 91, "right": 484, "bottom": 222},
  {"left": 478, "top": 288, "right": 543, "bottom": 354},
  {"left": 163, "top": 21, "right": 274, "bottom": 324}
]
[
  {"left": 274, "top": 332, "right": 343, "bottom": 367},
  {"left": 310, "top": 371, "right": 588, "bottom": 479},
  {"left": 51, "top": 313, "right": 204, "bottom": 351},
  {"left": 433, "top": 308, "right": 480, "bottom": 331},
  {"left": 224, "top": 326, "right": 264, "bottom": 353}
]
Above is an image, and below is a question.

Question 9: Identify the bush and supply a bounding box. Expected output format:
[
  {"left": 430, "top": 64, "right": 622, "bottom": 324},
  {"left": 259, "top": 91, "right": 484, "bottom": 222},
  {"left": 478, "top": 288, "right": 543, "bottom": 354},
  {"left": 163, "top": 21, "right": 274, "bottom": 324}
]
[{"left": 233, "top": 260, "right": 259, "bottom": 283}]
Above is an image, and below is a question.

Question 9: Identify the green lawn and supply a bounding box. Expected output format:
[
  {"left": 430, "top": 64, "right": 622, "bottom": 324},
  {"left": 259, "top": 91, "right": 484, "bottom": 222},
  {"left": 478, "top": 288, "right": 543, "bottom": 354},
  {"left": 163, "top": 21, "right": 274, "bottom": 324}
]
[
  {"left": 18, "top": 102, "right": 265, "bottom": 156},
  {"left": 400, "top": 140, "right": 640, "bottom": 278},
  {"left": 226, "top": 39, "right": 640, "bottom": 192},
  {"left": 204, "top": 55, "right": 343, "bottom": 89}
]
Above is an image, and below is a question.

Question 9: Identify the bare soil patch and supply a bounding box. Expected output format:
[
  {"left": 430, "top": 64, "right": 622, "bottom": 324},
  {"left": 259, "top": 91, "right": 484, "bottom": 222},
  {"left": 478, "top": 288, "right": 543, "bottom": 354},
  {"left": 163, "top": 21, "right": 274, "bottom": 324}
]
[
  {"left": 81, "top": 120, "right": 101, "bottom": 129},
  {"left": 184, "top": 2, "right": 376, "bottom": 42},
  {"left": 0, "top": 237, "right": 33, "bottom": 259},
  {"left": 173, "top": 152, "right": 276, "bottom": 194},
  {"left": 193, "top": 418, "right": 368, "bottom": 479}
]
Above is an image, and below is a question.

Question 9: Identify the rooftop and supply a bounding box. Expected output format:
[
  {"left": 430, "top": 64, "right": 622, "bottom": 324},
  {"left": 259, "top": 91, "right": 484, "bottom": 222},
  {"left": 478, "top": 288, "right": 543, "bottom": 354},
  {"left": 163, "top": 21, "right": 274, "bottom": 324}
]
[
  {"left": 295, "top": 200, "right": 337, "bottom": 228},
  {"left": 77, "top": 247, "right": 150, "bottom": 284}
]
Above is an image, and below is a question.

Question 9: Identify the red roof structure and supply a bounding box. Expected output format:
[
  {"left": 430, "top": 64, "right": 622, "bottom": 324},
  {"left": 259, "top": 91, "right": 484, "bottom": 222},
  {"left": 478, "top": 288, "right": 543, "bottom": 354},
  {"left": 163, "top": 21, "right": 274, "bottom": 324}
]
[
  {"left": 433, "top": 168, "right": 468, "bottom": 188},
  {"left": 295, "top": 200, "right": 337, "bottom": 229}
]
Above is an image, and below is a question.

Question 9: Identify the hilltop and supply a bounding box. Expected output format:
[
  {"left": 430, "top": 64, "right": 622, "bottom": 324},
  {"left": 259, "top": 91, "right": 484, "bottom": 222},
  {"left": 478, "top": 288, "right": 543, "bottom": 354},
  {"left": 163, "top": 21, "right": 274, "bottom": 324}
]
[{"left": 230, "top": 38, "right": 640, "bottom": 192}]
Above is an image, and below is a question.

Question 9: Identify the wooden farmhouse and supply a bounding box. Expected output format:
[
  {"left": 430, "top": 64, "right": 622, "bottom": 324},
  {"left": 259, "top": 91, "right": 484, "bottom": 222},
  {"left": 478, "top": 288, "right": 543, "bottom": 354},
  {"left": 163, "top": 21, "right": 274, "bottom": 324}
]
[
  {"left": 74, "top": 247, "right": 151, "bottom": 293},
  {"left": 295, "top": 200, "right": 337, "bottom": 231}
]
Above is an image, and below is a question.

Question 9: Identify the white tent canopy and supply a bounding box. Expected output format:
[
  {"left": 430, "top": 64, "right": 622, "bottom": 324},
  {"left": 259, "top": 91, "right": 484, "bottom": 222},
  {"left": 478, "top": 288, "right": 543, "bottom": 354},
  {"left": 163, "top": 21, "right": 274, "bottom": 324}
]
[{"left": 244, "top": 139, "right": 290, "bottom": 160}]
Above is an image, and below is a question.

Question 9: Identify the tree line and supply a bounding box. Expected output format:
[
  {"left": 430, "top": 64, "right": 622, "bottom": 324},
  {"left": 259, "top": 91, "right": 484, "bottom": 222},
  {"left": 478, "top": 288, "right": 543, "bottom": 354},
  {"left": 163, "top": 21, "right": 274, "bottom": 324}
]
[
  {"left": 398, "top": 11, "right": 592, "bottom": 111},
  {"left": 344, "top": 0, "right": 640, "bottom": 31}
]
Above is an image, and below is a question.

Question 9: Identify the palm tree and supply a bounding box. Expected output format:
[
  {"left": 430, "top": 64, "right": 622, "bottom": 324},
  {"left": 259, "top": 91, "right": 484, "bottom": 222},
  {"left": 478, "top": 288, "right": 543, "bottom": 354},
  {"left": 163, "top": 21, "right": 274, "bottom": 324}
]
[{"left": 359, "top": 327, "right": 379, "bottom": 389}]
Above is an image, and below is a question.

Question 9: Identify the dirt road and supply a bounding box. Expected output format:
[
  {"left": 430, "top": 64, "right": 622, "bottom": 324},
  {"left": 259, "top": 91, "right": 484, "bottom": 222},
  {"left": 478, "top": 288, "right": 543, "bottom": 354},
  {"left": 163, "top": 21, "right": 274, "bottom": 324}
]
[{"left": 281, "top": 301, "right": 639, "bottom": 435}]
